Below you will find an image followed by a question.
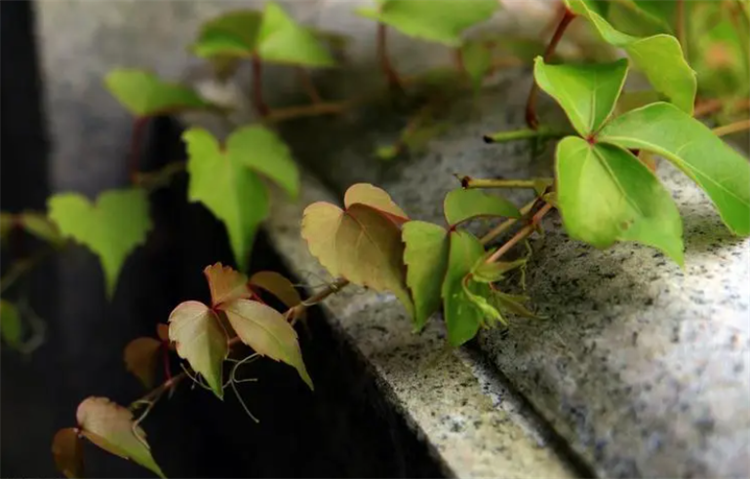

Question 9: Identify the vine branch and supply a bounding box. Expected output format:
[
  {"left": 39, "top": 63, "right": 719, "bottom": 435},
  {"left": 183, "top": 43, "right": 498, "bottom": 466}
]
[
  {"left": 377, "top": 23, "right": 402, "bottom": 90},
  {"left": 713, "top": 118, "right": 750, "bottom": 137},
  {"left": 485, "top": 202, "right": 554, "bottom": 264},
  {"left": 252, "top": 54, "right": 270, "bottom": 117}
]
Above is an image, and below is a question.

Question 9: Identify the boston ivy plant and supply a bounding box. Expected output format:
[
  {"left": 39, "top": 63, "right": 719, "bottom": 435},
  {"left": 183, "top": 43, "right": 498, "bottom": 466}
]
[{"left": 0, "top": 1, "right": 746, "bottom": 477}]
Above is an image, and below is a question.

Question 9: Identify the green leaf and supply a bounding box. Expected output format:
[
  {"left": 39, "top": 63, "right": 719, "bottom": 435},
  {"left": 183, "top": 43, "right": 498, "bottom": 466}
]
[
  {"left": 203, "top": 262, "right": 251, "bottom": 307},
  {"left": 461, "top": 40, "right": 492, "bottom": 93},
  {"left": 220, "top": 299, "right": 312, "bottom": 389},
  {"left": 191, "top": 10, "right": 261, "bottom": 59},
  {"left": 599, "top": 102, "right": 750, "bottom": 236},
  {"left": 48, "top": 189, "right": 152, "bottom": 298},
  {"left": 183, "top": 127, "right": 269, "bottom": 269},
  {"left": 533, "top": 57, "right": 629, "bottom": 136},
  {"left": 168, "top": 300, "right": 228, "bottom": 399},
  {"left": 257, "top": 2, "right": 335, "bottom": 67},
  {"left": 442, "top": 231, "right": 486, "bottom": 346},
  {"left": 606, "top": 0, "right": 673, "bottom": 37},
  {"left": 0, "top": 300, "right": 22, "bottom": 350},
  {"left": 444, "top": 189, "right": 520, "bottom": 226},
  {"left": 471, "top": 257, "right": 527, "bottom": 284},
  {"left": 52, "top": 428, "right": 83, "bottom": 479},
  {"left": 491, "top": 290, "right": 538, "bottom": 319},
  {"left": 555, "top": 136, "right": 684, "bottom": 264},
  {"left": 76, "top": 397, "right": 165, "bottom": 478},
  {"left": 402, "top": 221, "right": 449, "bottom": 331},
  {"left": 462, "top": 278, "right": 504, "bottom": 325},
  {"left": 123, "top": 337, "right": 161, "bottom": 390},
  {"left": 356, "top": 0, "right": 499, "bottom": 47},
  {"left": 566, "top": 0, "right": 696, "bottom": 114},
  {"left": 226, "top": 126, "right": 299, "bottom": 198},
  {"left": 105, "top": 68, "right": 212, "bottom": 117}
]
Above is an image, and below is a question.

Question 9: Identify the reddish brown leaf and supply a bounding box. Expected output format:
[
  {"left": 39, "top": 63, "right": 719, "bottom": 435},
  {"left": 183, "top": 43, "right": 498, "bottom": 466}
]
[
  {"left": 123, "top": 337, "right": 161, "bottom": 389},
  {"left": 203, "top": 262, "right": 251, "bottom": 307},
  {"left": 52, "top": 427, "right": 83, "bottom": 478}
]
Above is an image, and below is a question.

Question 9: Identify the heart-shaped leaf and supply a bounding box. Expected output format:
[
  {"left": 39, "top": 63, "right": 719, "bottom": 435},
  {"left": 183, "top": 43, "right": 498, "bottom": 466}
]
[
  {"left": 249, "top": 271, "right": 302, "bottom": 311},
  {"left": 599, "top": 102, "right": 750, "bottom": 236},
  {"left": 534, "top": 57, "right": 629, "bottom": 136},
  {"left": 302, "top": 184, "right": 414, "bottom": 317},
  {"left": 444, "top": 189, "right": 520, "bottom": 226},
  {"left": 123, "top": 337, "right": 161, "bottom": 389},
  {"left": 257, "top": 2, "right": 335, "bottom": 67},
  {"left": 402, "top": 221, "right": 450, "bottom": 330},
  {"left": 0, "top": 300, "right": 22, "bottom": 350},
  {"left": 105, "top": 69, "right": 212, "bottom": 117},
  {"left": 76, "top": 397, "right": 165, "bottom": 478},
  {"left": 344, "top": 183, "right": 409, "bottom": 222},
  {"left": 204, "top": 262, "right": 251, "bottom": 307},
  {"left": 191, "top": 10, "right": 262, "bottom": 59},
  {"left": 48, "top": 189, "right": 152, "bottom": 298},
  {"left": 356, "top": 0, "right": 499, "bottom": 47},
  {"left": 442, "top": 230, "right": 487, "bottom": 346},
  {"left": 183, "top": 127, "right": 269, "bottom": 269},
  {"left": 168, "top": 301, "right": 228, "bottom": 399},
  {"left": 556, "top": 136, "right": 684, "bottom": 264},
  {"left": 220, "top": 299, "right": 312, "bottom": 389},
  {"left": 52, "top": 428, "right": 83, "bottom": 479},
  {"left": 565, "top": 0, "right": 696, "bottom": 114}
]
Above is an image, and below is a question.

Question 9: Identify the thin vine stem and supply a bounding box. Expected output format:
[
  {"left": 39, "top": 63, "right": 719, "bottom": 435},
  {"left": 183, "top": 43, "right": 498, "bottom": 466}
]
[
  {"left": 525, "top": 7, "right": 576, "bottom": 129},
  {"left": 461, "top": 178, "right": 552, "bottom": 190},
  {"left": 296, "top": 67, "right": 322, "bottom": 104},
  {"left": 252, "top": 54, "right": 270, "bottom": 117},
  {"left": 483, "top": 126, "right": 565, "bottom": 144},
  {"left": 485, "top": 202, "right": 554, "bottom": 264},
  {"left": 713, "top": 118, "right": 750, "bottom": 137},
  {"left": 128, "top": 117, "right": 150, "bottom": 184},
  {"left": 480, "top": 198, "right": 539, "bottom": 246},
  {"left": 377, "top": 23, "right": 401, "bottom": 89},
  {"left": 676, "top": 0, "right": 687, "bottom": 58}
]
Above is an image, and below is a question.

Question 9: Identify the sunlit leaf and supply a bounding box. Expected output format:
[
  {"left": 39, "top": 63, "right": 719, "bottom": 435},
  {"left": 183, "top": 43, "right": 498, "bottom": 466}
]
[
  {"left": 533, "top": 57, "right": 628, "bottom": 136},
  {"left": 203, "top": 263, "right": 251, "bottom": 307},
  {"left": 52, "top": 428, "right": 83, "bottom": 479},
  {"left": 226, "top": 126, "right": 299, "bottom": 198},
  {"left": 555, "top": 136, "right": 684, "bottom": 264},
  {"left": 168, "top": 301, "right": 228, "bottom": 399},
  {"left": 444, "top": 189, "right": 520, "bottom": 226},
  {"left": 183, "top": 127, "right": 269, "bottom": 269},
  {"left": 565, "top": 0, "right": 696, "bottom": 114},
  {"left": 257, "top": 2, "right": 335, "bottom": 67},
  {"left": 0, "top": 300, "right": 22, "bottom": 350},
  {"left": 599, "top": 102, "right": 750, "bottom": 236},
  {"left": 76, "top": 397, "right": 165, "bottom": 478},
  {"left": 191, "top": 10, "right": 261, "bottom": 59},
  {"left": 48, "top": 189, "right": 152, "bottom": 298},
  {"left": 220, "top": 299, "right": 312, "bottom": 389},
  {"left": 356, "top": 0, "right": 499, "bottom": 47},
  {"left": 123, "top": 337, "right": 161, "bottom": 389},
  {"left": 462, "top": 278, "right": 504, "bottom": 325},
  {"left": 402, "top": 221, "right": 449, "bottom": 331},
  {"left": 344, "top": 183, "right": 409, "bottom": 222},
  {"left": 442, "top": 231, "right": 486, "bottom": 346},
  {"left": 105, "top": 68, "right": 212, "bottom": 117},
  {"left": 249, "top": 271, "right": 302, "bottom": 311},
  {"left": 302, "top": 194, "right": 414, "bottom": 317}
]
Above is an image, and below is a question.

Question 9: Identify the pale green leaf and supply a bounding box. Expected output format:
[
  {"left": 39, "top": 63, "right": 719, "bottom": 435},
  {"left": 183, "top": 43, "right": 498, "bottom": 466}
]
[
  {"left": 203, "top": 263, "right": 251, "bottom": 307},
  {"left": 461, "top": 41, "right": 492, "bottom": 93},
  {"left": 492, "top": 291, "right": 538, "bottom": 319},
  {"left": 221, "top": 299, "right": 312, "bottom": 389},
  {"left": 21, "top": 212, "right": 64, "bottom": 245},
  {"left": 356, "top": 0, "right": 498, "bottom": 47},
  {"left": 105, "top": 68, "right": 212, "bottom": 117},
  {"left": 191, "top": 10, "right": 261, "bottom": 59},
  {"left": 462, "top": 278, "right": 504, "bottom": 325},
  {"left": 599, "top": 102, "right": 750, "bottom": 236},
  {"left": 48, "top": 189, "right": 152, "bottom": 298},
  {"left": 344, "top": 183, "right": 409, "bottom": 222},
  {"left": 471, "top": 257, "right": 527, "bottom": 284},
  {"left": 76, "top": 397, "right": 165, "bottom": 478},
  {"left": 444, "top": 188, "right": 520, "bottom": 226},
  {"left": 614, "top": 90, "right": 661, "bottom": 116},
  {"left": 257, "top": 2, "right": 335, "bottom": 67},
  {"left": 168, "top": 300, "right": 228, "bottom": 399},
  {"left": 402, "top": 221, "right": 449, "bottom": 331},
  {"left": 442, "top": 231, "right": 486, "bottom": 346},
  {"left": 566, "top": 0, "right": 696, "bottom": 114},
  {"left": 249, "top": 271, "right": 302, "bottom": 311},
  {"left": 123, "top": 337, "right": 161, "bottom": 390},
  {"left": 226, "top": 126, "right": 299, "bottom": 198},
  {"left": 533, "top": 57, "right": 628, "bottom": 136},
  {"left": 184, "top": 127, "right": 269, "bottom": 269},
  {"left": 556, "top": 136, "right": 684, "bottom": 264},
  {"left": 0, "top": 300, "right": 22, "bottom": 350},
  {"left": 52, "top": 428, "right": 83, "bottom": 479}
]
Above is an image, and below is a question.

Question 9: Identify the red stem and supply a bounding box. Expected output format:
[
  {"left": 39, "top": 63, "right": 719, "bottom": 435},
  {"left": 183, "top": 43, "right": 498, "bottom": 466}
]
[
  {"left": 252, "top": 54, "right": 270, "bottom": 117},
  {"left": 128, "top": 117, "right": 149, "bottom": 184},
  {"left": 377, "top": 23, "right": 401, "bottom": 89},
  {"left": 525, "top": 7, "right": 576, "bottom": 129}
]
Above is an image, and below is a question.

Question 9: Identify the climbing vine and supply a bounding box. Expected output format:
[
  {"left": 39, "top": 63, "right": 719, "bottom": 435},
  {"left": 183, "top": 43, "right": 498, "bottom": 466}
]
[{"left": 0, "top": 0, "right": 747, "bottom": 476}]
